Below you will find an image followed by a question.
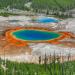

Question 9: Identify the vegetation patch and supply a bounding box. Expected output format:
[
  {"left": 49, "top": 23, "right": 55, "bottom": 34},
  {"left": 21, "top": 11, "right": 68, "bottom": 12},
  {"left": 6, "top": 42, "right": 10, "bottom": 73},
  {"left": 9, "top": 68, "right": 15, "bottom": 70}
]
[{"left": 0, "top": 58, "right": 75, "bottom": 75}]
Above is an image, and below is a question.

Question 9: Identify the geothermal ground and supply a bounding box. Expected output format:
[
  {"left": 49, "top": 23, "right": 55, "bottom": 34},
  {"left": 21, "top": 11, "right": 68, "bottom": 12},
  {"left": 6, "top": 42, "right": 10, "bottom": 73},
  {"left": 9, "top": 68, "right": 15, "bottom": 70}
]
[{"left": 0, "top": 16, "right": 75, "bottom": 63}]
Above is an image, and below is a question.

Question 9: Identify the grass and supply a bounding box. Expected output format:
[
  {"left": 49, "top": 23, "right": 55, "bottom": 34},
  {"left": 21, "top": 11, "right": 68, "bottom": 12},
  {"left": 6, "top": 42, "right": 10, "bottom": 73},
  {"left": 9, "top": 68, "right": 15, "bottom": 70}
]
[{"left": 0, "top": 58, "right": 75, "bottom": 75}]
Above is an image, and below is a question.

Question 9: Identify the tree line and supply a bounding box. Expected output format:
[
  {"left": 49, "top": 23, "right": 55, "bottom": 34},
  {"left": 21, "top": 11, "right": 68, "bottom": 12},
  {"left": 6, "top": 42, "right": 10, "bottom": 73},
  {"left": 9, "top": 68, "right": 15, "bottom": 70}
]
[{"left": 32, "top": 0, "right": 75, "bottom": 12}]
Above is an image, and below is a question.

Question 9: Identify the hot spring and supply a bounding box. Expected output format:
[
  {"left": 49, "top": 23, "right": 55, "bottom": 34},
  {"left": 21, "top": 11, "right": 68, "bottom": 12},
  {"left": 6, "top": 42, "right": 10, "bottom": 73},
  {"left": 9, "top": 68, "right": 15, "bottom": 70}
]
[
  {"left": 6, "top": 28, "right": 68, "bottom": 46},
  {"left": 35, "top": 17, "right": 59, "bottom": 23},
  {"left": 11, "top": 29, "right": 61, "bottom": 41}
]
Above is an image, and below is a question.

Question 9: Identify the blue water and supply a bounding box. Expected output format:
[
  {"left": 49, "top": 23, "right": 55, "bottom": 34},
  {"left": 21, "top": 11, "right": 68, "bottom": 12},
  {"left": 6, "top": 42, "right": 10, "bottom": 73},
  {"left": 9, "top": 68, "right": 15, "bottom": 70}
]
[
  {"left": 12, "top": 30, "right": 61, "bottom": 41},
  {"left": 35, "top": 17, "right": 59, "bottom": 23}
]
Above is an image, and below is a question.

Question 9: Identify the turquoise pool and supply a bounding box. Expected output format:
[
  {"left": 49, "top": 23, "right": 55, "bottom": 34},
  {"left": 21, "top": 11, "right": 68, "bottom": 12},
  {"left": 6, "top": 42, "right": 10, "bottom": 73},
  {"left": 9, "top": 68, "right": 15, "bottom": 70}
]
[
  {"left": 35, "top": 17, "right": 59, "bottom": 23},
  {"left": 12, "top": 29, "right": 61, "bottom": 41}
]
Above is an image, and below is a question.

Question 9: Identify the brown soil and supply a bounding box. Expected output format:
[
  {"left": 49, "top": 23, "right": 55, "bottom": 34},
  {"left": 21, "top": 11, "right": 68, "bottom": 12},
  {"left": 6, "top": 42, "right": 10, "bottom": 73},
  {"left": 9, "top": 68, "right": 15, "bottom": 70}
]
[
  {"left": 60, "top": 41, "right": 75, "bottom": 48},
  {"left": 0, "top": 36, "right": 32, "bottom": 55}
]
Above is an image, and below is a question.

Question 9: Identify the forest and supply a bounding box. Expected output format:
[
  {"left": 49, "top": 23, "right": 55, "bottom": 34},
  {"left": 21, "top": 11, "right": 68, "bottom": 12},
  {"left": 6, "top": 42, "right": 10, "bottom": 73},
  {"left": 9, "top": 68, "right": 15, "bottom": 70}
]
[{"left": 0, "top": 0, "right": 75, "bottom": 12}]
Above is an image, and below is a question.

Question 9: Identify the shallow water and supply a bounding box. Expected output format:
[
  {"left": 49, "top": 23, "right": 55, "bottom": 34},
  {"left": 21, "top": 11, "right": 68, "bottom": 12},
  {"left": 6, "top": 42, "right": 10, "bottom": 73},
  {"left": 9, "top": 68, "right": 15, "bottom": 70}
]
[
  {"left": 35, "top": 17, "right": 59, "bottom": 23},
  {"left": 8, "top": 20, "right": 21, "bottom": 22}
]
